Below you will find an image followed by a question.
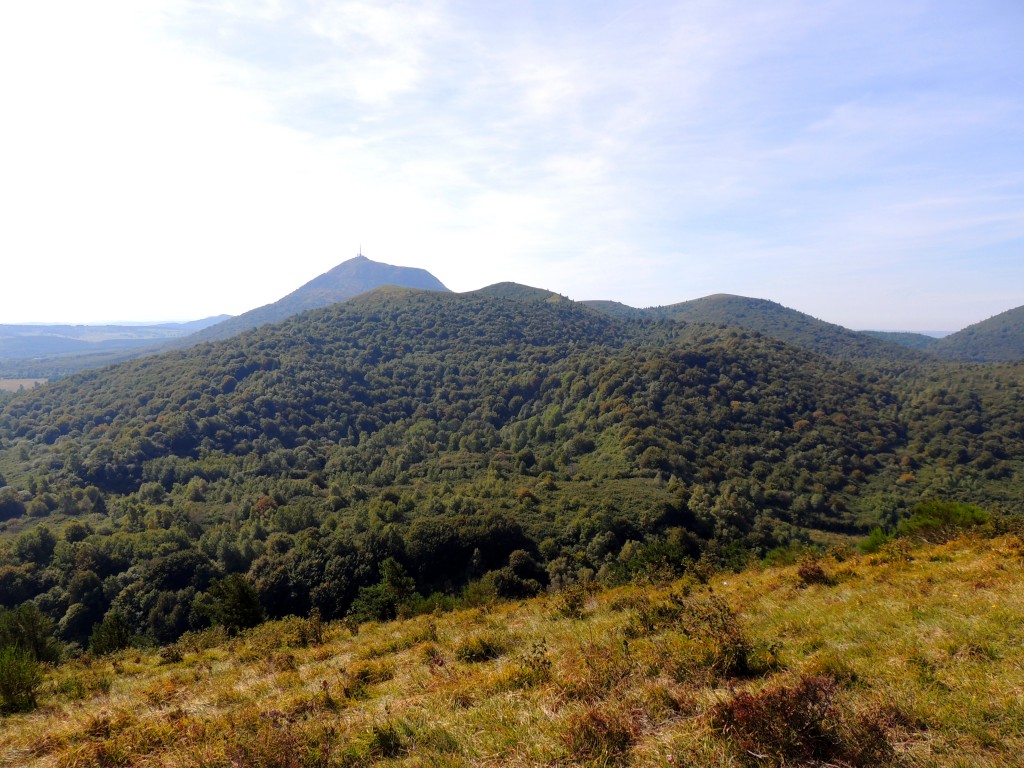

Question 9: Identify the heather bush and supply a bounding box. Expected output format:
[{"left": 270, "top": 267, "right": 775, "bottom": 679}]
[
  {"left": 563, "top": 702, "right": 642, "bottom": 765},
  {"left": 796, "top": 555, "right": 834, "bottom": 586},
  {"left": 712, "top": 674, "right": 895, "bottom": 767}
]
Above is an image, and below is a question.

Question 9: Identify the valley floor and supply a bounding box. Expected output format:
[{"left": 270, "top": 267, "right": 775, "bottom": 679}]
[{"left": 3, "top": 534, "right": 1023, "bottom": 767}]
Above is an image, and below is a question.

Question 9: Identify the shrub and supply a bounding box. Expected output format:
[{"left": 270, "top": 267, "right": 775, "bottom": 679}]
[
  {"left": 348, "top": 558, "right": 418, "bottom": 623},
  {"left": 480, "top": 566, "right": 541, "bottom": 599},
  {"left": 0, "top": 487, "right": 26, "bottom": 521},
  {"left": 552, "top": 583, "right": 590, "bottom": 619},
  {"left": 54, "top": 674, "right": 87, "bottom": 701},
  {"left": 877, "top": 538, "right": 913, "bottom": 564},
  {"left": 623, "top": 589, "right": 754, "bottom": 678},
  {"left": 269, "top": 611, "right": 325, "bottom": 649},
  {"left": 0, "top": 646, "right": 43, "bottom": 713},
  {"left": 348, "top": 583, "right": 400, "bottom": 623},
  {"left": 796, "top": 555, "right": 833, "bottom": 586},
  {"left": 763, "top": 542, "right": 806, "bottom": 567},
  {"left": 859, "top": 526, "right": 892, "bottom": 554},
  {"left": 0, "top": 602, "right": 60, "bottom": 662},
  {"left": 898, "top": 500, "right": 990, "bottom": 543},
  {"left": 712, "top": 674, "right": 894, "bottom": 767},
  {"left": 89, "top": 611, "right": 135, "bottom": 656},
  {"left": 491, "top": 640, "right": 552, "bottom": 691},
  {"left": 676, "top": 593, "right": 752, "bottom": 678}
]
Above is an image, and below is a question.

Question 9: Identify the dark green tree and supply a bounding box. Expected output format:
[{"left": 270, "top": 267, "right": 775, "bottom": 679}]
[
  {"left": 0, "top": 487, "right": 25, "bottom": 521},
  {"left": 195, "top": 574, "right": 264, "bottom": 634},
  {"left": 12, "top": 526, "right": 56, "bottom": 565},
  {"left": 0, "top": 603, "right": 59, "bottom": 663},
  {"left": 348, "top": 557, "right": 418, "bottom": 623},
  {"left": 0, "top": 646, "right": 42, "bottom": 713},
  {"left": 89, "top": 611, "right": 135, "bottom": 655}
]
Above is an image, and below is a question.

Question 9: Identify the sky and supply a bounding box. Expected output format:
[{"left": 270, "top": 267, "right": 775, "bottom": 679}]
[{"left": 1, "top": 1, "right": 1022, "bottom": 332}]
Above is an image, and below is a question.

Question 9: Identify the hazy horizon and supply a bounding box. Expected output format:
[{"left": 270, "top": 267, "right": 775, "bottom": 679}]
[{"left": 0, "top": 252, "right": 966, "bottom": 336}]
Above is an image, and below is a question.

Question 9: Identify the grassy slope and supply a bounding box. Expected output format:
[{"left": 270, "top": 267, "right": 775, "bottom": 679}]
[{"left": 3, "top": 534, "right": 1023, "bottom": 767}]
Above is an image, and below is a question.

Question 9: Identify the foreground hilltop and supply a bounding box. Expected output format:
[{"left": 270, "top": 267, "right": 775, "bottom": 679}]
[
  {"left": 1, "top": 284, "right": 1023, "bottom": 655},
  {"left": 2, "top": 531, "right": 1022, "bottom": 766}
]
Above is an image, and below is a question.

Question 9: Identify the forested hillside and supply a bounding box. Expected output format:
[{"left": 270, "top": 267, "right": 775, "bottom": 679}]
[
  {"left": 862, "top": 330, "right": 940, "bottom": 351},
  {"left": 0, "top": 286, "right": 1022, "bottom": 654},
  {"left": 932, "top": 304, "right": 1024, "bottom": 362},
  {"left": 587, "top": 293, "right": 926, "bottom": 361}
]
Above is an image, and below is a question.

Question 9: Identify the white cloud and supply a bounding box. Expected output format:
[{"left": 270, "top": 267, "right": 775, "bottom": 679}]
[{"left": 0, "top": 0, "right": 1021, "bottom": 329}]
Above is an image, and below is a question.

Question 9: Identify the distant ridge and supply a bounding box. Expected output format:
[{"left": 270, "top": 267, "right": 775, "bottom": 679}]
[
  {"left": 468, "top": 282, "right": 569, "bottom": 304},
  {"left": 184, "top": 255, "right": 449, "bottom": 345},
  {"left": 579, "top": 300, "right": 647, "bottom": 319},
  {"left": 931, "top": 304, "right": 1024, "bottom": 362},
  {"left": 0, "top": 316, "right": 229, "bottom": 360},
  {"left": 861, "top": 331, "right": 940, "bottom": 351},
  {"left": 0, "top": 316, "right": 231, "bottom": 378},
  {"left": 585, "top": 293, "right": 923, "bottom": 360}
]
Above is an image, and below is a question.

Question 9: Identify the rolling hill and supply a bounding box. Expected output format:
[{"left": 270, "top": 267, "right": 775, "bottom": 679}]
[
  {"left": 1, "top": 283, "right": 1022, "bottom": 655},
  {"left": 585, "top": 293, "right": 925, "bottom": 361},
  {"left": 469, "top": 282, "right": 569, "bottom": 304},
  {"left": 931, "top": 303, "right": 1024, "bottom": 362}
]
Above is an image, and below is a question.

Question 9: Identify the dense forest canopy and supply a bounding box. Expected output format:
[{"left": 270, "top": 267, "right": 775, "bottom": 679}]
[
  {"left": 0, "top": 286, "right": 1021, "bottom": 652},
  {"left": 587, "top": 293, "right": 930, "bottom": 362}
]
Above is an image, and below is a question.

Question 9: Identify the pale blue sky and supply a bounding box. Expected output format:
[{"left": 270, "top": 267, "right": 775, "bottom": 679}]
[{"left": 1, "top": 1, "right": 1021, "bottom": 331}]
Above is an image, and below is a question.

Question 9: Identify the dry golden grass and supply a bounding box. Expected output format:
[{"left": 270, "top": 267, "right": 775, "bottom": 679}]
[{"left": 3, "top": 534, "right": 1023, "bottom": 767}]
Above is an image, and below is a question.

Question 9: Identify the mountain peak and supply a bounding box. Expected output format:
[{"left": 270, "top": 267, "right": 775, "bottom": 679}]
[{"left": 183, "top": 254, "right": 449, "bottom": 345}]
